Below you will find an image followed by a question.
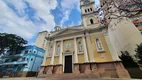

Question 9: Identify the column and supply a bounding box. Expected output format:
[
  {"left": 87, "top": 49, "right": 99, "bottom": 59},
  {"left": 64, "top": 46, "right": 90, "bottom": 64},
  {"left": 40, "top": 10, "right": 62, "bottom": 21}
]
[
  {"left": 86, "top": 33, "right": 95, "bottom": 62},
  {"left": 59, "top": 40, "right": 63, "bottom": 64},
  {"left": 82, "top": 37, "right": 89, "bottom": 62},
  {"left": 50, "top": 41, "right": 56, "bottom": 65},
  {"left": 74, "top": 37, "right": 78, "bottom": 63}
]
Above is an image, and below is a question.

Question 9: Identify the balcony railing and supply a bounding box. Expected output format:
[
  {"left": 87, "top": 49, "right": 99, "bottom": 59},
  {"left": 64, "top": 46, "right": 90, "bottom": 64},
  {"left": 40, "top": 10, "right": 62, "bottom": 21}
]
[{"left": 0, "top": 61, "right": 27, "bottom": 66}]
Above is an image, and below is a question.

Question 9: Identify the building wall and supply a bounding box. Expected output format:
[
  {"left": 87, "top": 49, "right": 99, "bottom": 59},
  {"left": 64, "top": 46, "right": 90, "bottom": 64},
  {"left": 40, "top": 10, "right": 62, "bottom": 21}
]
[
  {"left": 81, "top": 3, "right": 96, "bottom": 15},
  {"left": 89, "top": 33, "right": 113, "bottom": 62},
  {"left": 63, "top": 39, "right": 74, "bottom": 52},
  {"left": 132, "top": 17, "right": 142, "bottom": 31},
  {"left": 78, "top": 54, "right": 84, "bottom": 63},
  {"left": 44, "top": 0, "right": 124, "bottom": 67},
  {"left": 100, "top": 0, "right": 142, "bottom": 57},
  {"left": 35, "top": 31, "right": 48, "bottom": 50},
  {"left": 108, "top": 18, "right": 142, "bottom": 57},
  {"left": 32, "top": 57, "right": 42, "bottom": 72},
  {"left": 45, "top": 32, "right": 116, "bottom": 66},
  {"left": 54, "top": 57, "right": 59, "bottom": 65},
  {"left": 0, "top": 46, "right": 45, "bottom": 75},
  {"left": 46, "top": 58, "right": 51, "bottom": 65},
  {"left": 35, "top": 31, "right": 48, "bottom": 66},
  {"left": 86, "top": 16, "right": 99, "bottom": 25},
  {"left": 23, "top": 46, "right": 45, "bottom": 72}
]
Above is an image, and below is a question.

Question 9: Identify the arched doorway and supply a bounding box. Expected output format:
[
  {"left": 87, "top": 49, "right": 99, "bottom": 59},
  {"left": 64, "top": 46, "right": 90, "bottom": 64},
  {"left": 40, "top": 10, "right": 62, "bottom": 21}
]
[{"left": 90, "top": 19, "right": 94, "bottom": 24}]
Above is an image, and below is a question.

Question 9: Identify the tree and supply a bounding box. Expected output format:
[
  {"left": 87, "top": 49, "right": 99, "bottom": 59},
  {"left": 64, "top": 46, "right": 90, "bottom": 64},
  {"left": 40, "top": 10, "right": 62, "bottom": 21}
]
[
  {"left": 100, "top": 0, "right": 142, "bottom": 24},
  {"left": 0, "top": 33, "right": 28, "bottom": 55},
  {"left": 119, "top": 51, "right": 139, "bottom": 68},
  {"left": 135, "top": 43, "right": 142, "bottom": 64},
  {"left": 118, "top": 0, "right": 142, "bottom": 16}
]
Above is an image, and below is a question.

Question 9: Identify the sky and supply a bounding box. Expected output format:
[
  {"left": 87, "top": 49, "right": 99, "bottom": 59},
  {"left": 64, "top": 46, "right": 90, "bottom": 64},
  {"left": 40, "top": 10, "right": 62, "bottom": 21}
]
[{"left": 0, "top": 0, "right": 100, "bottom": 45}]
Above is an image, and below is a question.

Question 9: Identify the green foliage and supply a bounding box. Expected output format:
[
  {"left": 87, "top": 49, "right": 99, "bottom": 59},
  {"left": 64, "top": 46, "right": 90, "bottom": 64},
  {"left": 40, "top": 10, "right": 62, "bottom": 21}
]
[
  {"left": 0, "top": 33, "right": 28, "bottom": 55},
  {"left": 135, "top": 43, "right": 142, "bottom": 64},
  {"left": 119, "top": 52, "right": 139, "bottom": 68}
]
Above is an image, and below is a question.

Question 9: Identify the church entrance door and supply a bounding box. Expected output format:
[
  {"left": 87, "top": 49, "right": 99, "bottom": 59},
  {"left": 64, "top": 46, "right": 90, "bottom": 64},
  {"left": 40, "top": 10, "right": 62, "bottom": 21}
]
[{"left": 64, "top": 55, "right": 72, "bottom": 73}]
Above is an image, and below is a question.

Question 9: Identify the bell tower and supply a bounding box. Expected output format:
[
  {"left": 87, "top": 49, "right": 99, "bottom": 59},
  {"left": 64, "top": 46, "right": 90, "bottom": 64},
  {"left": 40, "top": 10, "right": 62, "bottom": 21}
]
[{"left": 80, "top": 0, "right": 100, "bottom": 27}]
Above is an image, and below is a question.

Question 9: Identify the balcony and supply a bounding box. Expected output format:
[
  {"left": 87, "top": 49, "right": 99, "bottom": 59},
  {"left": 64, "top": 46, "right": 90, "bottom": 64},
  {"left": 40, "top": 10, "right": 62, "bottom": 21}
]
[{"left": 0, "top": 61, "right": 27, "bottom": 66}]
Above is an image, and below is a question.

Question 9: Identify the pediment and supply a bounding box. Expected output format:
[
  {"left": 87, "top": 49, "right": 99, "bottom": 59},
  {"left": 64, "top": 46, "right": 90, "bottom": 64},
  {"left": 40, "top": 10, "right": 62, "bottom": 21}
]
[{"left": 52, "top": 28, "right": 84, "bottom": 37}]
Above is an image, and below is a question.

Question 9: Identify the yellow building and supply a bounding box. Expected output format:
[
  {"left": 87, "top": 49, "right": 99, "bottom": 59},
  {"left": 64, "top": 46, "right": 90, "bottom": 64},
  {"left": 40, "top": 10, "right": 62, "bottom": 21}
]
[{"left": 37, "top": 0, "right": 130, "bottom": 78}]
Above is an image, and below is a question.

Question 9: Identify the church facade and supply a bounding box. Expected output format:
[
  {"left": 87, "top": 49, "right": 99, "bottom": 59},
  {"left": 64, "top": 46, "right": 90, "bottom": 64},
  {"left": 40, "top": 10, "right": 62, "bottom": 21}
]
[{"left": 37, "top": 0, "right": 131, "bottom": 78}]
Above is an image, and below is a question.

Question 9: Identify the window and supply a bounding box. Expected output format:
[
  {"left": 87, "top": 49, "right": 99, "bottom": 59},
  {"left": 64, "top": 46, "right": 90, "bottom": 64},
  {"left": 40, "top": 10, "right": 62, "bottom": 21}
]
[
  {"left": 17, "top": 66, "right": 22, "bottom": 72},
  {"left": 56, "top": 45, "right": 60, "bottom": 56},
  {"left": 96, "top": 38, "right": 104, "bottom": 52},
  {"left": 33, "top": 49, "right": 37, "bottom": 54},
  {"left": 85, "top": 9, "right": 87, "bottom": 13},
  {"left": 90, "top": 8, "right": 92, "bottom": 11},
  {"left": 22, "top": 57, "right": 26, "bottom": 61},
  {"left": 78, "top": 40, "right": 83, "bottom": 53},
  {"left": 90, "top": 19, "right": 94, "bottom": 24},
  {"left": 29, "top": 50, "right": 32, "bottom": 53},
  {"left": 24, "top": 50, "right": 28, "bottom": 54},
  {"left": 31, "top": 58, "right": 33, "bottom": 61},
  {"left": 49, "top": 46, "right": 52, "bottom": 56},
  {"left": 88, "top": 9, "right": 90, "bottom": 12},
  {"left": 134, "top": 22, "right": 142, "bottom": 27}
]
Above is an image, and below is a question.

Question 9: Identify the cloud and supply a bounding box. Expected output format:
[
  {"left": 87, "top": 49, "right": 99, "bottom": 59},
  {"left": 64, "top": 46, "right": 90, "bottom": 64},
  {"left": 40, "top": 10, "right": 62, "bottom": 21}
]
[
  {"left": 60, "top": 10, "right": 70, "bottom": 27},
  {"left": 0, "top": 0, "right": 58, "bottom": 43},
  {"left": 5, "top": 0, "right": 27, "bottom": 15},
  {"left": 25, "top": 0, "right": 58, "bottom": 30},
  {"left": 0, "top": 0, "right": 35, "bottom": 39},
  {"left": 61, "top": 0, "right": 80, "bottom": 10},
  {"left": 60, "top": 0, "right": 80, "bottom": 27}
]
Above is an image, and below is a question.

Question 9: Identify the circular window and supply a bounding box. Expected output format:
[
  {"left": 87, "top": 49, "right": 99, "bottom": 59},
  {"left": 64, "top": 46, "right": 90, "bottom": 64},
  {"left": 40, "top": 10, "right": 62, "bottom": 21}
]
[{"left": 31, "top": 58, "right": 33, "bottom": 61}]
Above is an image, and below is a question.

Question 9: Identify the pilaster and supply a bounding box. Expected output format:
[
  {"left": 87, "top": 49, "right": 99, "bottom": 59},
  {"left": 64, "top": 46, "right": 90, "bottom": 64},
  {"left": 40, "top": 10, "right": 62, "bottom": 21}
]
[
  {"left": 86, "top": 33, "right": 95, "bottom": 62},
  {"left": 59, "top": 40, "right": 63, "bottom": 64},
  {"left": 82, "top": 37, "right": 89, "bottom": 62},
  {"left": 74, "top": 37, "right": 78, "bottom": 63},
  {"left": 50, "top": 41, "right": 56, "bottom": 65}
]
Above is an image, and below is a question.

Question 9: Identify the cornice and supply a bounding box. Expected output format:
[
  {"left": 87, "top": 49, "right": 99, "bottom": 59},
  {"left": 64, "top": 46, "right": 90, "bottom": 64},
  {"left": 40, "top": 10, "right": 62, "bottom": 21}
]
[
  {"left": 82, "top": 11, "right": 99, "bottom": 17},
  {"left": 80, "top": 2, "right": 95, "bottom": 7},
  {"left": 46, "top": 25, "right": 107, "bottom": 40}
]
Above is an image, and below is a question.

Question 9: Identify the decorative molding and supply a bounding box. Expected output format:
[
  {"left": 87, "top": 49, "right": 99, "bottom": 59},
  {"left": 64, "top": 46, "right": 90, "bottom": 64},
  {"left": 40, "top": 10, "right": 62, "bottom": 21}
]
[
  {"left": 95, "top": 38, "right": 105, "bottom": 53},
  {"left": 78, "top": 51, "right": 84, "bottom": 54},
  {"left": 63, "top": 50, "right": 74, "bottom": 72}
]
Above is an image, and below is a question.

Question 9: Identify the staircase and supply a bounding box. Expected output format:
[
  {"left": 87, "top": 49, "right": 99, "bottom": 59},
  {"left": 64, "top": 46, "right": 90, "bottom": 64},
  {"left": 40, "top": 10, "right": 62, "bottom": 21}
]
[{"left": 38, "top": 73, "right": 101, "bottom": 80}]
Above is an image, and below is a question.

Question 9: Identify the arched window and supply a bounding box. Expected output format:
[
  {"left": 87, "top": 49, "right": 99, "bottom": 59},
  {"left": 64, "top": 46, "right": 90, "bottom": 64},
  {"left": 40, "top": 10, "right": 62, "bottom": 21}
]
[
  {"left": 88, "top": 9, "right": 90, "bottom": 12},
  {"left": 85, "top": 9, "right": 87, "bottom": 13},
  {"left": 90, "top": 19, "right": 94, "bottom": 24},
  {"left": 78, "top": 41, "right": 83, "bottom": 52},
  {"left": 96, "top": 38, "right": 104, "bottom": 52},
  {"left": 49, "top": 46, "right": 52, "bottom": 56},
  {"left": 56, "top": 45, "right": 60, "bottom": 55},
  {"left": 90, "top": 8, "right": 92, "bottom": 11},
  {"left": 96, "top": 39, "right": 102, "bottom": 50}
]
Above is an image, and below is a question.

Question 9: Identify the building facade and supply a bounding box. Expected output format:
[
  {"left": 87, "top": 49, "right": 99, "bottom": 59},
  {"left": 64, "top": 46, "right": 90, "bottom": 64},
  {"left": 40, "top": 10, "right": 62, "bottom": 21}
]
[
  {"left": 38, "top": 0, "right": 131, "bottom": 78},
  {"left": 35, "top": 31, "right": 49, "bottom": 50},
  {"left": 100, "top": 0, "right": 142, "bottom": 58},
  {"left": 131, "top": 14, "right": 142, "bottom": 34},
  {"left": 34, "top": 31, "right": 49, "bottom": 66},
  {"left": 115, "top": 0, "right": 142, "bottom": 34},
  {"left": 0, "top": 45, "right": 45, "bottom": 77}
]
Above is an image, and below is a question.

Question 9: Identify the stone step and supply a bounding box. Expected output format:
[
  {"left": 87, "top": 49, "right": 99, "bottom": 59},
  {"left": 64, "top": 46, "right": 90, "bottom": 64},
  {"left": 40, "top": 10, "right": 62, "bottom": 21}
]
[{"left": 38, "top": 73, "right": 100, "bottom": 79}]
